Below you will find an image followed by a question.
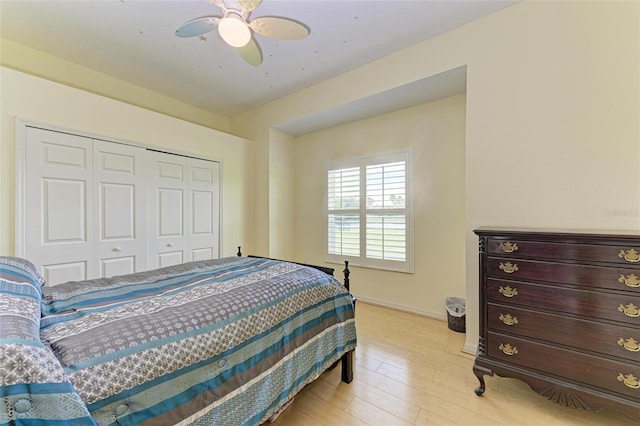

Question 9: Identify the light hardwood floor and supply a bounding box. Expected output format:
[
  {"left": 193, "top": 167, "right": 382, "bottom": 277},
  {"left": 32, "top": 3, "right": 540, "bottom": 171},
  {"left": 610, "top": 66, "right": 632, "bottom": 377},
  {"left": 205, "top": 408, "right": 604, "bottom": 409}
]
[{"left": 271, "top": 302, "right": 638, "bottom": 425}]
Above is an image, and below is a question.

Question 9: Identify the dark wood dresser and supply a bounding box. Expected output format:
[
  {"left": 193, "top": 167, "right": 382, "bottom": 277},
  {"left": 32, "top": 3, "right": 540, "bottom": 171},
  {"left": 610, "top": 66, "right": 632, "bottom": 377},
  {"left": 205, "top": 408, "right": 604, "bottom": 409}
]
[{"left": 473, "top": 228, "right": 640, "bottom": 419}]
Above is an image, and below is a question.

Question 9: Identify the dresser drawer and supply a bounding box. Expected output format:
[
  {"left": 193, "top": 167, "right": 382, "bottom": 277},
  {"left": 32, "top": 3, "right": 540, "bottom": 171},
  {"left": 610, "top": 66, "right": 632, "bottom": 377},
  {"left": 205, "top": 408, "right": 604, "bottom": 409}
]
[
  {"left": 487, "top": 278, "right": 640, "bottom": 326},
  {"left": 487, "top": 303, "right": 640, "bottom": 362},
  {"left": 487, "top": 331, "right": 640, "bottom": 401},
  {"left": 487, "top": 237, "right": 640, "bottom": 266},
  {"left": 487, "top": 257, "right": 640, "bottom": 293}
]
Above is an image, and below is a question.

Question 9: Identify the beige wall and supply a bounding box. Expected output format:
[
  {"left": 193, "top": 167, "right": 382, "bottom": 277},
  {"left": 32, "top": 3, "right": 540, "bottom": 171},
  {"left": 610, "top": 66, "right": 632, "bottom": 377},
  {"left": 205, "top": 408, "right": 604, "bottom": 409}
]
[
  {"left": 294, "top": 94, "right": 467, "bottom": 317},
  {"left": 0, "top": 38, "right": 230, "bottom": 132},
  {"left": 268, "top": 129, "right": 296, "bottom": 259},
  {"left": 0, "top": 66, "right": 255, "bottom": 258},
  {"left": 462, "top": 0, "right": 639, "bottom": 350},
  {"left": 231, "top": 1, "right": 640, "bottom": 352}
]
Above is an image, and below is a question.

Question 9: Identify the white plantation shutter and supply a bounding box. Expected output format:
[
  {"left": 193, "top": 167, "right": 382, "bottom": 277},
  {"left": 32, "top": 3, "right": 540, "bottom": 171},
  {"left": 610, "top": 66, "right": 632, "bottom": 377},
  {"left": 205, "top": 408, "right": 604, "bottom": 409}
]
[
  {"left": 366, "top": 161, "right": 406, "bottom": 262},
  {"left": 327, "top": 167, "right": 360, "bottom": 257},
  {"left": 326, "top": 151, "right": 413, "bottom": 272}
]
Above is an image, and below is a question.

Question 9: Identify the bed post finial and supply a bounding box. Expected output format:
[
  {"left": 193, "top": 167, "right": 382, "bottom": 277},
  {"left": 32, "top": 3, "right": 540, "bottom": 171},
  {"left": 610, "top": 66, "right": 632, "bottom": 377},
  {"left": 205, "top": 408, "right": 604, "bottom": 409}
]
[
  {"left": 343, "top": 260, "right": 350, "bottom": 291},
  {"left": 237, "top": 246, "right": 242, "bottom": 257}
]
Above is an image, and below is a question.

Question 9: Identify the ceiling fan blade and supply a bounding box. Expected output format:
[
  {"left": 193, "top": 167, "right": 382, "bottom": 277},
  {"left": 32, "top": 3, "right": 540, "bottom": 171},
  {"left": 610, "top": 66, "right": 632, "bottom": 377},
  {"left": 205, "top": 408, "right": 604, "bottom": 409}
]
[
  {"left": 175, "top": 16, "right": 220, "bottom": 38},
  {"left": 238, "top": 38, "right": 262, "bottom": 66},
  {"left": 238, "top": 0, "right": 262, "bottom": 12},
  {"left": 208, "top": 0, "right": 226, "bottom": 9},
  {"left": 249, "top": 17, "right": 309, "bottom": 40}
]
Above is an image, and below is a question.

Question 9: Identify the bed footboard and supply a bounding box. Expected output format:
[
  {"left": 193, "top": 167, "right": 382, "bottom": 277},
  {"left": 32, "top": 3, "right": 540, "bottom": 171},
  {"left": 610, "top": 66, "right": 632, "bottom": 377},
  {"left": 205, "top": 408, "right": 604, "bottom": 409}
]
[{"left": 237, "top": 247, "right": 351, "bottom": 291}]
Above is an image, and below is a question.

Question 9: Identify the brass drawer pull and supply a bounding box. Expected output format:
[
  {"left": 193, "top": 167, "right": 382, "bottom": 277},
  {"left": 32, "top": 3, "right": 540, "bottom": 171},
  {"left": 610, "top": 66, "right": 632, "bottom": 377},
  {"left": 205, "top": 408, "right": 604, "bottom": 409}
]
[
  {"left": 618, "top": 303, "right": 640, "bottom": 318},
  {"left": 499, "top": 286, "right": 519, "bottom": 298},
  {"left": 617, "top": 373, "right": 640, "bottom": 389},
  {"left": 499, "top": 242, "right": 518, "bottom": 253},
  {"left": 618, "top": 337, "right": 640, "bottom": 352},
  {"left": 499, "top": 262, "right": 519, "bottom": 274},
  {"left": 499, "top": 343, "right": 518, "bottom": 356},
  {"left": 618, "top": 249, "right": 640, "bottom": 263},
  {"left": 499, "top": 313, "right": 519, "bottom": 326},
  {"left": 618, "top": 273, "right": 640, "bottom": 288}
]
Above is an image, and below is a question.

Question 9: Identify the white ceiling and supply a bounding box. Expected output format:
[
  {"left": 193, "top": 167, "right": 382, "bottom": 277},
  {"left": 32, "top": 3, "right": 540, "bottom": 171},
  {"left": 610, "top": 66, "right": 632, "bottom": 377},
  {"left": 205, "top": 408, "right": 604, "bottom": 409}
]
[{"left": 0, "top": 0, "right": 515, "bottom": 120}]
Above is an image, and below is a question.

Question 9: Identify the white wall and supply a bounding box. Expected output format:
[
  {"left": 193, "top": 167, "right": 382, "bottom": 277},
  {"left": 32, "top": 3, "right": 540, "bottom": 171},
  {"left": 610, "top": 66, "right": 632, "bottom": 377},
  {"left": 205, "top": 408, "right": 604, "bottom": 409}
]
[
  {"left": 0, "top": 67, "right": 255, "bottom": 258},
  {"left": 231, "top": 1, "right": 640, "bottom": 352},
  {"left": 294, "top": 94, "right": 467, "bottom": 317}
]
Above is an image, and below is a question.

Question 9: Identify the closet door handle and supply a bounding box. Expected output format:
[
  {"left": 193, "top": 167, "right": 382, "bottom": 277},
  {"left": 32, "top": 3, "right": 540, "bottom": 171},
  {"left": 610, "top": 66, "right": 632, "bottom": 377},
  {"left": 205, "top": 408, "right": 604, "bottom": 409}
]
[
  {"left": 112, "top": 247, "right": 122, "bottom": 252},
  {"left": 167, "top": 243, "right": 175, "bottom": 248}
]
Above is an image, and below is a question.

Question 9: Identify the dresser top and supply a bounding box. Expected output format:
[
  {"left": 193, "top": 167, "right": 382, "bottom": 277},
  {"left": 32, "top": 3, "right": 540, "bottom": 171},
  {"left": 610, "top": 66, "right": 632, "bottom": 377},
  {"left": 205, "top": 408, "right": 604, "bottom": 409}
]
[{"left": 474, "top": 226, "right": 640, "bottom": 240}]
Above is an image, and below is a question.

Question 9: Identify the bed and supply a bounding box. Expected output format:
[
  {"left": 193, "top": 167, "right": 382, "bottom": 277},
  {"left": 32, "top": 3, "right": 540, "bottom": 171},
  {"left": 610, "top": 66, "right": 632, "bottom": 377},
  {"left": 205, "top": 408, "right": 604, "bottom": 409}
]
[{"left": 0, "top": 254, "right": 357, "bottom": 425}]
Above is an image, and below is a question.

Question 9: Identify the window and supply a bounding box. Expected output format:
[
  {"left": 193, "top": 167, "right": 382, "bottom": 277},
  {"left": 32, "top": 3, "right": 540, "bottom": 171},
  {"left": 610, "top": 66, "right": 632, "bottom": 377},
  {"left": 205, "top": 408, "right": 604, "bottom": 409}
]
[{"left": 326, "top": 150, "right": 413, "bottom": 273}]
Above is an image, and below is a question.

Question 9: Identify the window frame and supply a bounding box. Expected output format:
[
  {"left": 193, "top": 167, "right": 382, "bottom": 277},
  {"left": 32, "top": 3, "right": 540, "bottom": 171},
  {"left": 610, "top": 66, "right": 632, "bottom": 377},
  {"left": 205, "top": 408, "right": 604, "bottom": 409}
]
[{"left": 324, "top": 149, "right": 414, "bottom": 273}]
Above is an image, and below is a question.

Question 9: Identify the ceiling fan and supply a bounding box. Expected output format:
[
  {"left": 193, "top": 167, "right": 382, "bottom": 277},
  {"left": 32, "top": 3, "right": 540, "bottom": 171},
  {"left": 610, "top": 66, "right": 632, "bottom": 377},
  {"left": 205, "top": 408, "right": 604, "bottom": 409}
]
[{"left": 175, "top": 0, "right": 310, "bottom": 66}]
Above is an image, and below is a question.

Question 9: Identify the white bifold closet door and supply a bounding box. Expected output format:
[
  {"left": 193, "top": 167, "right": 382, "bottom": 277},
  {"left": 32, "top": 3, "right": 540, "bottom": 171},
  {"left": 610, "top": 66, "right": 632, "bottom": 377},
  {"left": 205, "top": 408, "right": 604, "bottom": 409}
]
[
  {"left": 93, "top": 140, "right": 148, "bottom": 278},
  {"left": 23, "top": 127, "right": 220, "bottom": 285},
  {"left": 25, "top": 128, "right": 98, "bottom": 284},
  {"left": 147, "top": 151, "right": 220, "bottom": 269}
]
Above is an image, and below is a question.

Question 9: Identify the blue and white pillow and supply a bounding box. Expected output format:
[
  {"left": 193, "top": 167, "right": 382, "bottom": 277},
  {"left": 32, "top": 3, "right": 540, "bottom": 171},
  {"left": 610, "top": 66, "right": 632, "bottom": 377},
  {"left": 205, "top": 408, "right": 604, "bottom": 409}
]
[
  {"left": 0, "top": 256, "right": 44, "bottom": 341},
  {"left": 0, "top": 256, "right": 97, "bottom": 425}
]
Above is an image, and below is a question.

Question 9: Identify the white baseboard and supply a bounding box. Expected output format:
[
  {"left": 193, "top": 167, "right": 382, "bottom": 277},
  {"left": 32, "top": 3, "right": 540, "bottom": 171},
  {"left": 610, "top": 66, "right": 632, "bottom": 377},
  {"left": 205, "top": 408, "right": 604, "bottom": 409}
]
[
  {"left": 355, "top": 295, "right": 447, "bottom": 321},
  {"left": 463, "top": 341, "right": 477, "bottom": 356}
]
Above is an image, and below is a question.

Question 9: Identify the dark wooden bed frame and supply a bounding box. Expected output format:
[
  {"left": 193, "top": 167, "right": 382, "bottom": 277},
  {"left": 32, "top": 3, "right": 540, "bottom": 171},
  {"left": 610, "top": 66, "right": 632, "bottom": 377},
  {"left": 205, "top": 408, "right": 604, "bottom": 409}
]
[{"left": 237, "top": 247, "right": 354, "bottom": 383}]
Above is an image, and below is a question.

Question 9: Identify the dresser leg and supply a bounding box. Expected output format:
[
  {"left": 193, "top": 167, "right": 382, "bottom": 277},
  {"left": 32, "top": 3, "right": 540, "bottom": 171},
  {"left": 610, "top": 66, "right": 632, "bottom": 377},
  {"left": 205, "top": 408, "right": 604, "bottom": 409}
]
[{"left": 473, "top": 364, "right": 493, "bottom": 396}]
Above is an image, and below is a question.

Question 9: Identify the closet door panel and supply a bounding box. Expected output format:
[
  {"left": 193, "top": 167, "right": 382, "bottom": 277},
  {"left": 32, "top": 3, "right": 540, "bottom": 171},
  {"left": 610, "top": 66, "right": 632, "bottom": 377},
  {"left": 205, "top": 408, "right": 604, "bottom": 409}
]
[
  {"left": 99, "top": 183, "right": 134, "bottom": 240},
  {"left": 100, "top": 256, "right": 136, "bottom": 278},
  {"left": 158, "top": 251, "right": 184, "bottom": 268},
  {"left": 25, "top": 127, "right": 94, "bottom": 284},
  {"left": 42, "top": 262, "right": 87, "bottom": 287},
  {"left": 188, "top": 159, "right": 220, "bottom": 261},
  {"left": 93, "top": 140, "right": 148, "bottom": 276},
  {"left": 148, "top": 153, "right": 188, "bottom": 269},
  {"left": 192, "top": 248, "right": 214, "bottom": 261},
  {"left": 43, "top": 178, "right": 87, "bottom": 243},
  {"left": 158, "top": 188, "right": 184, "bottom": 237},
  {"left": 192, "top": 190, "right": 212, "bottom": 235}
]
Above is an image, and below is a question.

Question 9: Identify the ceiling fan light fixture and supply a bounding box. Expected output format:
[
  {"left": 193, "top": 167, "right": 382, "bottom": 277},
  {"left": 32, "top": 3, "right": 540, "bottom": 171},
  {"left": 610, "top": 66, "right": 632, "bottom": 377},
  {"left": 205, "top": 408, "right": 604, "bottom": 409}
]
[
  {"left": 176, "top": 0, "right": 308, "bottom": 66},
  {"left": 218, "top": 13, "right": 251, "bottom": 47}
]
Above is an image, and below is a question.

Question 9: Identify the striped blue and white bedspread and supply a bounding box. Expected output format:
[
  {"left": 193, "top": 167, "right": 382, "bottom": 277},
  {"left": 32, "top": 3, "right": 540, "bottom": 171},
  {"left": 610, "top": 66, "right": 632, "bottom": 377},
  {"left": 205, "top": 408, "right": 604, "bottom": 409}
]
[{"left": 39, "top": 257, "right": 357, "bottom": 425}]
